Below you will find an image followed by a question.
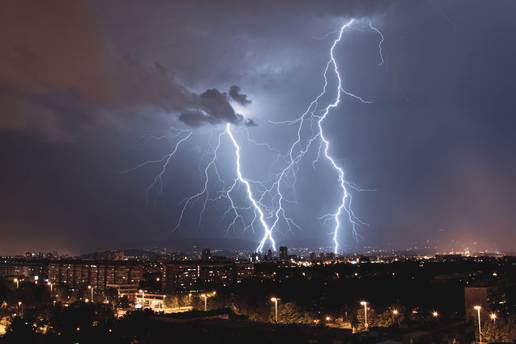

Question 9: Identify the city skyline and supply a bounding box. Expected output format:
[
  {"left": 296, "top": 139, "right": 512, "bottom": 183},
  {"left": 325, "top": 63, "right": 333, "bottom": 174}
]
[{"left": 2, "top": 1, "right": 516, "bottom": 255}]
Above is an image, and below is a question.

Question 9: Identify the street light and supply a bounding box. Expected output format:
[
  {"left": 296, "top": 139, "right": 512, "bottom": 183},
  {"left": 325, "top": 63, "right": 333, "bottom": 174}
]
[
  {"left": 87, "top": 285, "right": 94, "bottom": 302},
  {"left": 200, "top": 292, "right": 216, "bottom": 312},
  {"left": 432, "top": 311, "right": 439, "bottom": 318},
  {"left": 200, "top": 293, "right": 210, "bottom": 312},
  {"left": 474, "top": 305, "right": 482, "bottom": 343},
  {"left": 360, "top": 301, "right": 368, "bottom": 329},
  {"left": 138, "top": 289, "right": 145, "bottom": 309},
  {"left": 13, "top": 278, "right": 19, "bottom": 289},
  {"left": 489, "top": 312, "right": 497, "bottom": 323},
  {"left": 392, "top": 308, "right": 399, "bottom": 325},
  {"left": 270, "top": 297, "right": 280, "bottom": 323},
  {"left": 48, "top": 281, "right": 53, "bottom": 293}
]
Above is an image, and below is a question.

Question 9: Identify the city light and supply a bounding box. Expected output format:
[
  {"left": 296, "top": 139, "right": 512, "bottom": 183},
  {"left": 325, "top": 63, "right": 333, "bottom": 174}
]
[
  {"left": 88, "top": 285, "right": 94, "bottom": 302},
  {"left": 474, "top": 305, "right": 482, "bottom": 343},
  {"left": 360, "top": 301, "right": 368, "bottom": 329},
  {"left": 201, "top": 292, "right": 217, "bottom": 312},
  {"left": 270, "top": 297, "right": 280, "bottom": 323},
  {"left": 1, "top": 246, "right": 515, "bottom": 340}
]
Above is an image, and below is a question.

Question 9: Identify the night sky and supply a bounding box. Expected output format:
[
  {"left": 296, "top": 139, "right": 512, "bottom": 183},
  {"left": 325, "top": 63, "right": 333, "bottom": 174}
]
[{"left": 1, "top": 0, "right": 516, "bottom": 255}]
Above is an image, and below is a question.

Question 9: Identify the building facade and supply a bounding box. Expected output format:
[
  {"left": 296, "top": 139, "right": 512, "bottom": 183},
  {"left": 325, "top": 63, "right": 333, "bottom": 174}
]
[
  {"left": 163, "top": 260, "right": 254, "bottom": 293},
  {"left": 48, "top": 260, "right": 143, "bottom": 290}
]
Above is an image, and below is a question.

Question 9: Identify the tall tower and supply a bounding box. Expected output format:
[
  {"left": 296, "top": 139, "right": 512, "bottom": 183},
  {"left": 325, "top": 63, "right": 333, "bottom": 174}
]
[
  {"left": 279, "top": 246, "right": 288, "bottom": 260},
  {"left": 201, "top": 248, "right": 211, "bottom": 261}
]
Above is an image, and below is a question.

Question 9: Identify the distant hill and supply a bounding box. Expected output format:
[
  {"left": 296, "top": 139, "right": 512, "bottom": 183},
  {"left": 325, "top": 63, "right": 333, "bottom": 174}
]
[
  {"left": 78, "top": 248, "right": 161, "bottom": 259},
  {"left": 142, "top": 238, "right": 258, "bottom": 252}
]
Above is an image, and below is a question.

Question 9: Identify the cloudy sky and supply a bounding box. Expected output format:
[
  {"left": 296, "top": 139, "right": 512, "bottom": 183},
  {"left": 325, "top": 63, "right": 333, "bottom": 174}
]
[{"left": 1, "top": 0, "right": 515, "bottom": 254}]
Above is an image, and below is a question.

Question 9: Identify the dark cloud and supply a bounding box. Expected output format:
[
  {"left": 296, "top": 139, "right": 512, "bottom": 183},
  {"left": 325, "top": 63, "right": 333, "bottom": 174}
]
[
  {"left": 244, "top": 118, "right": 258, "bottom": 127},
  {"left": 178, "top": 110, "right": 214, "bottom": 127},
  {"left": 229, "top": 85, "right": 251, "bottom": 106},
  {"left": 0, "top": 0, "right": 392, "bottom": 140},
  {"left": 197, "top": 89, "right": 242, "bottom": 124},
  {"left": 0, "top": 0, "right": 254, "bottom": 139},
  {"left": 179, "top": 87, "right": 254, "bottom": 127}
]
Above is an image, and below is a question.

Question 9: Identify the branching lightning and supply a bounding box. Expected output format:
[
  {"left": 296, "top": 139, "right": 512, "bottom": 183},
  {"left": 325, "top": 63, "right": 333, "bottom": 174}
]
[
  {"left": 174, "top": 129, "right": 225, "bottom": 231},
  {"left": 369, "top": 21, "right": 385, "bottom": 66},
  {"left": 264, "top": 19, "right": 384, "bottom": 253},
  {"left": 122, "top": 130, "right": 193, "bottom": 199},
  {"left": 226, "top": 123, "right": 276, "bottom": 251},
  {"left": 127, "top": 18, "right": 384, "bottom": 254}
]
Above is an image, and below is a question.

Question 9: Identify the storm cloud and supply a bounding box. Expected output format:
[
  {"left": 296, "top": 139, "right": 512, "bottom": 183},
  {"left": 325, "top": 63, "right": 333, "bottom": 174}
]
[
  {"left": 0, "top": 0, "right": 254, "bottom": 140},
  {"left": 179, "top": 88, "right": 249, "bottom": 127},
  {"left": 1, "top": 0, "right": 516, "bottom": 254},
  {"left": 229, "top": 85, "right": 252, "bottom": 106}
]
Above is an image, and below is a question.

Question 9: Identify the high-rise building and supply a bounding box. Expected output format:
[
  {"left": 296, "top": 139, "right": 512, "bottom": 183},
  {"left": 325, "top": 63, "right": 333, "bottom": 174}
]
[
  {"left": 163, "top": 263, "right": 200, "bottom": 292},
  {"left": 0, "top": 260, "right": 47, "bottom": 279},
  {"left": 48, "top": 260, "right": 143, "bottom": 290},
  {"left": 279, "top": 246, "right": 288, "bottom": 260}
]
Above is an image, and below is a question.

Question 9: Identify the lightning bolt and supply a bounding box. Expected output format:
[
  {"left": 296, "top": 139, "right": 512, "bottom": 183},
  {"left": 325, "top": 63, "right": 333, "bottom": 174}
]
[
  {"left": 267, "top": 18, "right": 380, "bottom": 254},
  {"left": 317, "top": 19, "right": 356, "bottom": 255},
  {"left": 121, "top": 130, "right": 193, "bottom": 199},
  {"left": 128, "top": 18, "right": 383, "bottom": 255},
  {"left": 167, "top": 124, "right": 275, "bottom": 252},
  {"left": 226, "top": 123, "right": 276, "bottom": 251},
  {"left": 369, "top": 21, "right": 385, "bottom": 66},
  {"left": 174, "top": 129, "right": 225, "bottom": 231}
]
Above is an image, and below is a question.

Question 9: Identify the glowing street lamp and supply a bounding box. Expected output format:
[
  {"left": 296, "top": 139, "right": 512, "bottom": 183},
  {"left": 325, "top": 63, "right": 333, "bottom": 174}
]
[
  {"left": 138, "top": 289, "right": 145, "bottom": 309},
  {"left": 199, "top": 292, "right": 216, "bottom": 312},
  {"left": 432, "top": 311, "right": 439, "bottom": 318},
  {"left": 87, "top": 285, "right": 94, "bottom": 302},
  {"left": 474, "top": 305, "right": 482, "bottom": 343},
  {"left": 489, "top": 312, "right": 497, "bottom": 322},
  {"left": 47, "top": 281, "right": 53, "bottom": 293},
  {"left": 13, "top": 278, "right": 19, "bottom": 289},
  {"left": 270, "top": 297, "right": 280, "bottom": 323},
  {"left": 200, "top": 294, "right": 207, "bottom": 311},
  {"left": 392, "top": 308, "right": 399, "bottom": 325},
  {"left": 360, "top": 301, "right": 368, "bottom": 329}
]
